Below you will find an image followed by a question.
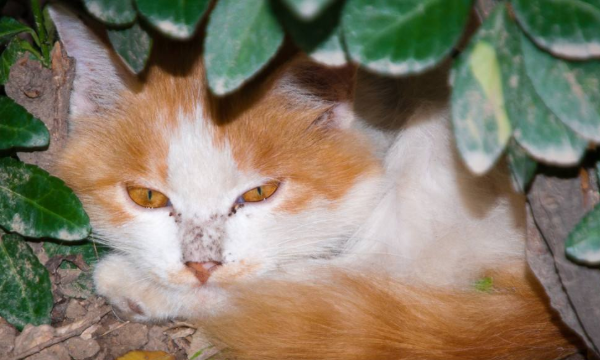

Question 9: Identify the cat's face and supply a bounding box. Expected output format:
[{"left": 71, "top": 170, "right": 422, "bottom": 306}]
[{"left": 52, "top": 11, "right": 385, "bottom": 297}]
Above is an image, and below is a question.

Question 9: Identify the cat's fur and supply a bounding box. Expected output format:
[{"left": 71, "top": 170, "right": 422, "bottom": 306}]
[{"left": 50, "top": 5, "right": 577, "bottom": 359}]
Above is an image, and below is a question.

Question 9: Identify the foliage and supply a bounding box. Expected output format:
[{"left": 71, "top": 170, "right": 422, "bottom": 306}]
[
  {"left": 0, "top": 233, "right": 53, "bottom": 331},
  {"left": 0, "top": 0, "right": 92, "bottom": 330},
  {"left": 566, "top": 202, "right": 600, "bottom": 266}
]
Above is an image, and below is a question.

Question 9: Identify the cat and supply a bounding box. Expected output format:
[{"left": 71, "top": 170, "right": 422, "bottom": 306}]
[{"left": 49, "top": 4, "right": 577, "bottom": 360}]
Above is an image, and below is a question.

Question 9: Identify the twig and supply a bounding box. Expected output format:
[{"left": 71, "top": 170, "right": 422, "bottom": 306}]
[
  {"left": 8, "top": 305, "right": 112, "bottom": 360},
  {"left": 96, "top": 320, "right": 130, "bottom": 338}
]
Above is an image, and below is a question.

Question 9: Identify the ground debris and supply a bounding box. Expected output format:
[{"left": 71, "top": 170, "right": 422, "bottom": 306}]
[
  {"left": 64, "top": 337, "right": 100, "bottom": 359},
  {"left": 0, "top": 317, "right": 17, "bottom": 356}
]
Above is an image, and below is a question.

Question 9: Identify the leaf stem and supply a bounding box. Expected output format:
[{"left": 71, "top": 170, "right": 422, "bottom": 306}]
[
  {"left": 30, "top": 0, "right": 50, "bottom": 67},
  {"left": 17, "top": 39, "right": 42, "bottom": 61}
]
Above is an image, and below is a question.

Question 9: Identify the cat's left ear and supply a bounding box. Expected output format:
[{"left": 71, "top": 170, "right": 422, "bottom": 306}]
[
  {"left": 48, "top": 4, "right": 130, "bottom": 119},
  {"left": 275, "top": 58, "right": 357, "bottom": 129}
]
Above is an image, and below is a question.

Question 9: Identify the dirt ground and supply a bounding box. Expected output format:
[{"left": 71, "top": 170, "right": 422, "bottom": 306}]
[{"left": 0, "top": 242, "right": 224, "bottom": 360}]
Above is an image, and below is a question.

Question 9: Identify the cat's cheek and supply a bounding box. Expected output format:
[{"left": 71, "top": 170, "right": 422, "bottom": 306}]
[
  {"left": 93, "top": 254, "right": 153, "bottom": 321},
  {"left": 94, "top": 253, "right": 220, "bottom": 321},
  {"left": 120, "top": 212, "right": 184, "bottom": 278}
]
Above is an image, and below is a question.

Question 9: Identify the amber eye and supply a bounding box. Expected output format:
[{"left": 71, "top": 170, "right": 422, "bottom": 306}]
[
  {"left": 240, "top": 181, "right": 279, "bottom": 203},
  {"left": 127, "top": 186, "right": 170, "bottom": 208}
]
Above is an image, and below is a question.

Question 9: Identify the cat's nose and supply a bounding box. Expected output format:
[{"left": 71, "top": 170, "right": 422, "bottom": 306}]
[{"left": 185, "top": 261, "right": 222, "bottom": 284}]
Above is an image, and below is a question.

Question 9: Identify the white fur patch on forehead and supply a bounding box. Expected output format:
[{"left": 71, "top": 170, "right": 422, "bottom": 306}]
[{"left": 167, "top": 106, "right": 257, "bottom": 217}]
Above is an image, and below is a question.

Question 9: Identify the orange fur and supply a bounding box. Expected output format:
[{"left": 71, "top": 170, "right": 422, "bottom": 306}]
[
  {"left": 218, "top": 60, "right": 381, "bottom": 213},
  {"left": 203, "top": 267, "right": 578, "bottom": 360}
]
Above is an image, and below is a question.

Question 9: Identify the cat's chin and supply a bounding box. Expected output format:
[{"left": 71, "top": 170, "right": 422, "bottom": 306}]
[{"left": 94, "top": 253, "right": 267, "bottom": 322}]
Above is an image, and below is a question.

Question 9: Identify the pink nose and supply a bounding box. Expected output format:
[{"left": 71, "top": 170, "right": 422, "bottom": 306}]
[{"left": 185, "top": 261, "right": 222, "bottom": 284}]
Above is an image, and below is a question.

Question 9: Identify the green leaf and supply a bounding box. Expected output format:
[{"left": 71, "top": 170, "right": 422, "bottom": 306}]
[
  {"left": 473, "top": 276, "right": 494, "bottom": 293},
  {"left": 521, "top": 27, "right": 600, "bottom": 143},
  {"left": 0, "top": 17, "right": 36, "bottom": 44},
  {"left": 135, "top": 0, "right": 210, "bottom": 39},
  {"left": 107, "top": 21, "right": 153, "bottom": 74},
  {"left": 274, "top": 0, "right": 346, "bottom": 66},
  {"left": 83, "top": 0, "right": 136, "bottom": 26},
  {"left": 190, "top": 346, "right": 214, "bottom": 360},
  {"left": 0, "top": 233, "right": 53, "bottom": 331},
  {"left": 512, "top": 0, "right": 600, "bottom": 59},
  {"left": 342, "top": 0, "right": 472, "bottom": 75},
  {"left": 205, "top": 0, "right": 285, "bottom": 95},
  {"left": 281, "top": 0, "right": 335, "bottom": 20},
  {"left": 44, "top": 239, "right": 108, "bottom": 269},
  {"left": 42, "top": 5, "right": 57, "bottom": 46},
  {"left": 0, "top": 97, "right": 49, "bottom": 150},
  {"left": 509, "top": 33, "right": 587, "bottom": 165},
  {"left": 0, "top": 39, "right": 24, "bottom": 85},
  {"left": 0, "top": 158, "right": 91, "bottom": 240},
  {"left": 506, "top": 141, "right": 537, "bottom": 193},
  {"left": 566, "top": 202, "right": 600, "bottom": 265},
  {"left": 450, "top": 7, "right": 512, "bottom": 175}
]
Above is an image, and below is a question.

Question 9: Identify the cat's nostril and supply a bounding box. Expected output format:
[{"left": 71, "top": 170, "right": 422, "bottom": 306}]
[{"left": 185, "top": 261, "right": 222, "bottom": 284}]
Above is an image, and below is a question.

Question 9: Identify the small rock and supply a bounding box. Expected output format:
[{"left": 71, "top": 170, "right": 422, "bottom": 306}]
[
  {"left": 56, "top": 268, "right": 81, "bottom": 284},
  {"left": 101, "top": 322, "right": 150, "bottom": 359},
  {"left": 65, "top": 337, "right": 100, "bottom": 359},
  {"left": 0, "top": 317, "right": 17, "bottom": 356},
  {"left": 143, "top": 325, "right": 171, "bottom": 353},
  {"left": 115, "top": 322, "right": 149, "bottom": 349},
  {"left": 50, "top": 300, "right": 69, "bottom": 324},
  {"left": 26, "top": 343, "right": 70, "bottom": 360},
  {"left": 14, "top": 324, "right": 55, "bottom": 354},
  {"left": 93, "top": 348, "right": 112, "bottom": 360},
  {"left": 65, "top": 299, "right": 87, "bottom": 319}
]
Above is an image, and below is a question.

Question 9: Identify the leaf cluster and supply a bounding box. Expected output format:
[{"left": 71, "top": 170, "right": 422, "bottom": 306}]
[{"left": 0, "top": 0, "right": 93, "bottom": 331}]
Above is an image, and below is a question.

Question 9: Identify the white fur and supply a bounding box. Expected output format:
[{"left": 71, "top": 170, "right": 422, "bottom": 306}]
[{"left": 341, "top": 107, "right": 525, "bottom": 287}]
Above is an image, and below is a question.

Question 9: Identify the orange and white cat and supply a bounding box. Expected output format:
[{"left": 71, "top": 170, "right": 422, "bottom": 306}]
[{"left": 50, "top": 5, "right": 577, "bottom": 360}]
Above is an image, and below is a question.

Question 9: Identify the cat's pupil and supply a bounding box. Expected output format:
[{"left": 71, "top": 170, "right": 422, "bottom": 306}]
[
  {"left": 257, "top": 187, "right": 263, "bottom": 196},
  {"left": 147, "top": 190, "right": 153, "bottom": 201}
]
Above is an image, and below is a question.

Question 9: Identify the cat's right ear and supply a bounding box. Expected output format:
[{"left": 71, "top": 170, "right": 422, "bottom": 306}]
[
  {"left": 48, "top": 5, "right": 128, "bottom": 119},
  {"left": 274, "top": 58, "right": 358, "bottom": 130}
]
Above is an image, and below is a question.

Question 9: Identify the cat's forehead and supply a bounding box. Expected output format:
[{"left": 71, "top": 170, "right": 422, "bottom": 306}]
[
  {"left": 116, "top": 65, "right": 380, "bottom": 210},
  {"left": 165, "top": 105, "right": 261, "bottom": 216}
]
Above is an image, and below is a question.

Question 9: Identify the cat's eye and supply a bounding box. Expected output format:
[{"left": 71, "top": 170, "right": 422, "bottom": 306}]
[
  {"left": 239, "top": 181, "right": 279, "bottom": 203},
  {"left": 127, "top": 186, "right": 170, "bottom": 208}
]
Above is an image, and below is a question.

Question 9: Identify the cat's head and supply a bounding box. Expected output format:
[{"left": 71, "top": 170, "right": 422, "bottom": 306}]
[{"left": 51, "top": 6, "right": 385, "bottom": 296}]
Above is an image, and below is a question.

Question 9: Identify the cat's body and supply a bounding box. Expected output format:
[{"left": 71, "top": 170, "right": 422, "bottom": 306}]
[{"left": 50, "top": 5, "right": 577, "bottom": 359}]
